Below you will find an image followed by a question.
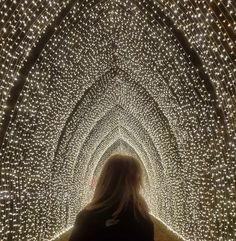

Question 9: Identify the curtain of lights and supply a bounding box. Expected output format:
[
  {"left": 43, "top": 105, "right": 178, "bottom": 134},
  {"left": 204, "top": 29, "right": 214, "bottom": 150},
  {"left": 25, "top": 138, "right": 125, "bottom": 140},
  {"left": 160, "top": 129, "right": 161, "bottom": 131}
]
[{"left": 0, "top": 0, "right": 235, "bottom": 240}]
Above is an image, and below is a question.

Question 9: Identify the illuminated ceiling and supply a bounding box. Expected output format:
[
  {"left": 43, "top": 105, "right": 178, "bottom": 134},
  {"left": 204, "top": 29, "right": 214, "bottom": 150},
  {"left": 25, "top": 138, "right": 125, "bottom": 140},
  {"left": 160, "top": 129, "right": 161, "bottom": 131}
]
[{"left": 0, "top": 0, "right": 235, "bottom": 240}]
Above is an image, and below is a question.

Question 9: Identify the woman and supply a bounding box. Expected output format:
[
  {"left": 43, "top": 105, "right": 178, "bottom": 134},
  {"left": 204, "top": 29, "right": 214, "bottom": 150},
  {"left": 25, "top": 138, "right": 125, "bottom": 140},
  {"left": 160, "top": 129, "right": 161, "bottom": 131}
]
[{"left": 68, "top": 153, "right": 154, "bottom": 241}]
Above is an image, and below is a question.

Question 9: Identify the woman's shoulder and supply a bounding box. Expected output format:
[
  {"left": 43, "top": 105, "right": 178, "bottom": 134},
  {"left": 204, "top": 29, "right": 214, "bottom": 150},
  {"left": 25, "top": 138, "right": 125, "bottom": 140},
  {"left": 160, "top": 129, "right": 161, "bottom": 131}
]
[
  {"left": 75, "top": 207, "right": 106, "bottom": 223},
  {"left": 74, "top": 209, "right": 91, "bottom": 223}
]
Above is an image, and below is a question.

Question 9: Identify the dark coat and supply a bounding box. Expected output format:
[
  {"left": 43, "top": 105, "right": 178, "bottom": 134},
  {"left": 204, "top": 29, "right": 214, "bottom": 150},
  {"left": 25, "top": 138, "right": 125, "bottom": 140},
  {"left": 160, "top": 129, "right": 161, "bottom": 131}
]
[{"left": 68, "top": 201, "right": 154, "bottom": 241}]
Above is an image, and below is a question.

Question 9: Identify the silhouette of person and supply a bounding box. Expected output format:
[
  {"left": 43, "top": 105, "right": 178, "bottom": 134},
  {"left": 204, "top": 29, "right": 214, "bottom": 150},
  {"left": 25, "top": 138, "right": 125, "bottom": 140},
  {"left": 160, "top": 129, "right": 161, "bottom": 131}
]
[{"left": 69, "top": 154, "right": 154, "bottom": 241}]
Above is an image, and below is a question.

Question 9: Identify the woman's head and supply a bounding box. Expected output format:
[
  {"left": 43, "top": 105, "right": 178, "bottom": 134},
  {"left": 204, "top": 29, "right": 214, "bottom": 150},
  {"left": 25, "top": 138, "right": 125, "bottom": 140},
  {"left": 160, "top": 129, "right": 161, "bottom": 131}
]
[{"left": 84, "top": 154, "right": 150, "bottom": 220}]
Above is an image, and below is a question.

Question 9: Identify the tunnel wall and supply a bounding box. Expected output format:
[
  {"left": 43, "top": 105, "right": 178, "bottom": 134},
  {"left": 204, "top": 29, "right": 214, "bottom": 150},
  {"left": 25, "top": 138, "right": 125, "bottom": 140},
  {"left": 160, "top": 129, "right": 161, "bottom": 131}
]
[{"left": 0, "top": 1, "right": 235, "bottom": 241}]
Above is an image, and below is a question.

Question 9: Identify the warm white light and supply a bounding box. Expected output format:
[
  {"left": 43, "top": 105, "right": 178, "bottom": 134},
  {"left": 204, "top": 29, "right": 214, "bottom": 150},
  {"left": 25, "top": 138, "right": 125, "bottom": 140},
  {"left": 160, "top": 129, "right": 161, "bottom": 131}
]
[{"left": 0, "top": 1, "right": 235, "bottom": 241}]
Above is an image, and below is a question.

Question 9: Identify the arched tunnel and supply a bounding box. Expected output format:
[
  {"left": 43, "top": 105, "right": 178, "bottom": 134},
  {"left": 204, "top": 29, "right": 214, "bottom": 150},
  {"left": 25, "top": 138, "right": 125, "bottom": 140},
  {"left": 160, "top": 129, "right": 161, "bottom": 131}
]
[{"left": 0, "top": 0, "right": 235, "bottom": 240}]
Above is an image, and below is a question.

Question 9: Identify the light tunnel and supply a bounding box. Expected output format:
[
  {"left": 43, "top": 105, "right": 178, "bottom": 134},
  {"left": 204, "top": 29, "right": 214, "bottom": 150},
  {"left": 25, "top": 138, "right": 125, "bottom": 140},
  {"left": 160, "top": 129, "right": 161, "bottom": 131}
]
[{"left": 0, "top": 0, "right": 235, "bottom": 241}]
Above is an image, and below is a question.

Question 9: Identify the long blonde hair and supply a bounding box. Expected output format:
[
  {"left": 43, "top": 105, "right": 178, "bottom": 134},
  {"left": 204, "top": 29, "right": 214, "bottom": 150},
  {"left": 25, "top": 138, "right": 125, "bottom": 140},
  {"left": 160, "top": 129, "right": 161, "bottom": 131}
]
[{"left": 84, "top": 154, "right": 151, "bottom": 221}]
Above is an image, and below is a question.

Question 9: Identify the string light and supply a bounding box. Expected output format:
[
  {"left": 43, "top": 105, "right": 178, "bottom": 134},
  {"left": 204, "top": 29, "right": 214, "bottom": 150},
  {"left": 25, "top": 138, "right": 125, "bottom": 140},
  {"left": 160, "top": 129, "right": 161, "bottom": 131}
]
[{"left": 0, "top": 0, "right": 235, "bottom": 241}]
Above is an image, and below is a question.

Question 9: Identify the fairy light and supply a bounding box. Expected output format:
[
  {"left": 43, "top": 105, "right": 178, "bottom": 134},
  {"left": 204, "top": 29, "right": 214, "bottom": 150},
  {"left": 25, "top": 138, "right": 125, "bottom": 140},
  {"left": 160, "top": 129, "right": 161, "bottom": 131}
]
[{"left": 0, "top": 0, "right": 235, "bottom": 241}]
